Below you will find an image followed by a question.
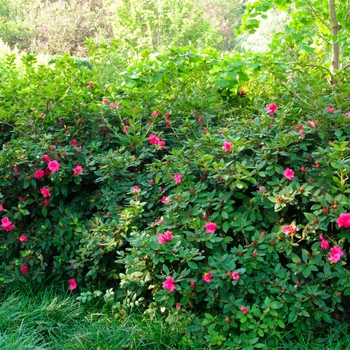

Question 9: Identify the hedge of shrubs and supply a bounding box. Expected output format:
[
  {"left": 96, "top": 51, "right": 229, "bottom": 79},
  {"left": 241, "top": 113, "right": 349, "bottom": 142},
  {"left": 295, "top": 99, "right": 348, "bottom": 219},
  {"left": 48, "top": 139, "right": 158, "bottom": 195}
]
[{"left": 0, "top": 48, "right": 349, "bottom": 348}]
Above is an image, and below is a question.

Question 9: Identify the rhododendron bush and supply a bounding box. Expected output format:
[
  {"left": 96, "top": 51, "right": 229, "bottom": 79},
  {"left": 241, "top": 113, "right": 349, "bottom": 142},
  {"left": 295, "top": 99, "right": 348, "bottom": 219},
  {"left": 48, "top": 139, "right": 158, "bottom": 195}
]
[{"left": 0, "top": 48, "right": 350, "bottom": 347}]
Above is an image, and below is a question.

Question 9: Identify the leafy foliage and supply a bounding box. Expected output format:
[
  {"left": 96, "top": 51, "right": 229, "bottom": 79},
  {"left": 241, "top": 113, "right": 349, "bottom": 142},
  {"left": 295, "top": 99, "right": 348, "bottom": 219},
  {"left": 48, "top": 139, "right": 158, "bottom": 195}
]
[{"left": 0, "top": 45, "right": 350, "bottom": 348}]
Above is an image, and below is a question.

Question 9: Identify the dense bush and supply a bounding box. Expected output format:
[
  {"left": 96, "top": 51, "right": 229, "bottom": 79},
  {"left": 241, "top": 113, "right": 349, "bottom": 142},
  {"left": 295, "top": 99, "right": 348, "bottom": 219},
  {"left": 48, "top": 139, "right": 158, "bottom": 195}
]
[{"left": 0, "top": 47, "right": 350, "bottom": 348}]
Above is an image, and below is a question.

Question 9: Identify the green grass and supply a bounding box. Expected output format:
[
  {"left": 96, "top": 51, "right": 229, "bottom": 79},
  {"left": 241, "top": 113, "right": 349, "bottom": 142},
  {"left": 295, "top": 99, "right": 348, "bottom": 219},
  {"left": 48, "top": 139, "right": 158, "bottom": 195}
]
[{"left": 0, "top": 285, "right": 349, "bottom": 350}]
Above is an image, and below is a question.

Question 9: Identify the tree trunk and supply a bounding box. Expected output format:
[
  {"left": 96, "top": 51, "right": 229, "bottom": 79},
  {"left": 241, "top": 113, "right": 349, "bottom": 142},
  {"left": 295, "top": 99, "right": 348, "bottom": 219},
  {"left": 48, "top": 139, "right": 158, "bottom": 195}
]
[{"left": 328, "top": 0, "right": 340, "bottom": 73}]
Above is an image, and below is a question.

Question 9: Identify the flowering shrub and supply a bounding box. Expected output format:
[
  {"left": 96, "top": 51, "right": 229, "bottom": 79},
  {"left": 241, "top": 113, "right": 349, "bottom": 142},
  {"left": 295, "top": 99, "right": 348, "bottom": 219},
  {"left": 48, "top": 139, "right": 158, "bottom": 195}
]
[{"left": 0, "top": 47, "right": 350, "bottom": 347}]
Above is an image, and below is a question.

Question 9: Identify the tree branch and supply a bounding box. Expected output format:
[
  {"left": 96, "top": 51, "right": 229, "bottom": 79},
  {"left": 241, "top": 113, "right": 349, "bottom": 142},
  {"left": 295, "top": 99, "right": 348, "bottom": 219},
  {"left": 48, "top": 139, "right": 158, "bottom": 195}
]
[{"left": 305, "top": 0, "right": 331, "bottom": 31}]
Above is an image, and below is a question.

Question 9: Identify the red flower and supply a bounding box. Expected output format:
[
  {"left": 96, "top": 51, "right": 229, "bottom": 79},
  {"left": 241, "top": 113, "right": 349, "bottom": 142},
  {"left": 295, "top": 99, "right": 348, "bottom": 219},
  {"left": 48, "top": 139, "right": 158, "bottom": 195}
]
[
  {"left": 69, "top": 279, "right": 78, "bottom": 290},
  {"left": 163, "top": 276, "right": 176, "bottom": 291},
  {"left": 266, "top": 103, "right": 278, "bottom": 115},
  {"left": 42, "top": 154, "right": 51, "bottom": 163},
  {"left": 20, "top": 263, "right": 29, "bottom": 275},
  {"left": 34, "top": 169, "right": 45, "bottom": 179},
  {"left": 40, "top": 187, "right": 51, "bottom": 198},
  {"left": 19, "top": 235, "right": 28, "bottom": 242},
  {"left": 205, "top": 222, "right": 217, "bottom": 234},
  {"left": 202, "top": 272, "right": 212, "bottom": 283}
]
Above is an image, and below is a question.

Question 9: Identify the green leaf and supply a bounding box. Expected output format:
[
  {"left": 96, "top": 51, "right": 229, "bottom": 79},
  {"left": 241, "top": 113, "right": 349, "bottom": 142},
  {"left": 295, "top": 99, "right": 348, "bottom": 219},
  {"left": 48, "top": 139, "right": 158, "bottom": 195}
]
[{"left": 188, "top": 261, "right": 198, "bottom": 269}]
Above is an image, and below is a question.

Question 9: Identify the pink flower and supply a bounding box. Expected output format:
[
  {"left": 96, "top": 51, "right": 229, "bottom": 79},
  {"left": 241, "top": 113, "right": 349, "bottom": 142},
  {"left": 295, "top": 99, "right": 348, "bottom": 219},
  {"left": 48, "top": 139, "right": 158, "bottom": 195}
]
[
  {"left": 336, "top": 213, "right": 350, "bottom": 228},
  {"left": 258, "top": 186, "right": 264, "bottom": 193},
  {"left": 328, "top": 246, "right": 343, "bottom": 263},
  {"left": 48, "top": 160, "right": 60, "bottom": 173},
  {"left": 202, "top": 214, "right": 207, "bottom": 220},
  {"left": 252, "top": 251, "right": 258, "bottom": 257},
  {"left": 73, "top": 166, "right": 83, "bottom": 176},
  {"left": 307, "top": 120, "right": 316, "bottom": 128},
  {"left": 240, "top": 306, "right": 248, "bottom": 314},
  {"left": 42, "top": 154, "right": 51, "bottom": 163},
  {"left": 326, "top": 107, "right": 334, "bottom": 113},
  {"left": 20, "top": 263, "right": 29, "bottom": 275},
  {"left": 87, "top": 81, "right": 94, "bottom": 88},
  {"left": 1, "top": 217, "right": 14, "bottom": 231},
  {"left": 266, "top": 103, "right": 278, "bottom": 114},
  {"left": 202, "top": 272, "right": 212, "bottom": 283},
  {"left": 150, "top": 179, "right": 154, "bottom": 184},
  {"left": 283, "top": 168, "right": 294, "bottom": 180},
  {"left": 163, "top": 276, "right": 176, "bottom": 291},
  {"left": 132, "top": 185, "right": 140, "bottom": 192},
  {"left": 260, "top": 232, "right": 265, "bottom": 237},
  {"left": 315, "top": 161, "right": 320, "bottom": 168},
  {"left": 282, "top": 225, "right": 297, "bottom": 236},
  {"left": 19, "top": 235, "right": 28, "bottom": 242},
  {"left": 176, "top": 302, "right": 181, "bottom": 309},
  {"left": 158, "top": 231, "right": 174, "bottom": 244},
  {"left": 0, "top": 204, "right": 3, "bottom": 212},
  {"left": 239, "top": 89, "right": 245, "bottom": 95},
  {"left": 69, "top": 279, "right": 78, "bottom": 290},
  {"left": 102, "top": 98, "right": 109, "bottom": 104},
  {"left": 222, "top": 141, "right": 232, "bottom": 152},
  {"left": 174, "top": 173, "right": 182, "bottom": 185},
  {"left": 232, "top": 272, "right": 240, "bottom": 280},
  {"left": 295, "top": 125, "right": 303, "bottom": 132},
  {"left": 151, "top": 111, "right": 159, "bottom": 118},
  {"left": 71, "top": 139, "right": 77, "bottom": 147},
  {"left": 40, "top": 187, "right": 51, "bottom": 198},
  {"left": 300, "top": 166, "right": 306, "bottom": 172},
  {"left": 345, "top": 112, "right": 349, "bottom": 118},
  {"left": 190, "top": 280, "right": 195, "bottom": 289},
  {"left": 110, "top": 103, "right": 120, "bottom": 109},
  {"left": 149, "top": 134, "right": 161, "bottom": 145},
  {"left": 34, "top": 169, "right": 45, "bottom": 179},
  {"left": 205, "top": 222, "right": 217, "bottom": 234},
  {"left": 161, "top": 196, "right": 172, "bottom": 204},
  {"left": 320, "top": 237, "right": 329, "bottom": 249},
  {"left": 42, "top": 199, "right": 50, "bottom": 206}
]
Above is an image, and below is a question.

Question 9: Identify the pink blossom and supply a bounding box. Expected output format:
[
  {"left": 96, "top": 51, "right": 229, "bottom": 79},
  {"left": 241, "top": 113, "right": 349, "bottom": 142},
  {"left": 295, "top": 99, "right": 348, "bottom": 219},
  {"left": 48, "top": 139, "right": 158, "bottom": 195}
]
[
  {"left": 151, "top": 111, "right": 159, "bottom": 118},
  {"left": 48, "top": 160, "right": 60, "bottom": 173},
  {"left": 149, "top": 134, "right": 161, "bottom": 145},
  {"left": 132, "top": 185, "right": 140, "bottom": 192},
  {"left": 73, "top": 166, "right": 83, "bottom": 176},
  {"left": 326, "top": 107, "right": 334, "bottom": 113},
  {"left": 87, "top": 81, "right": 94, "bottom": 88},
  {"left": 176, "top": 302, "right": 181, "bottom": 309},
  {"left": 240, "top": 306, "right": 248, "bottom": 314},
  {"left": 71, "top": 139, "right": 77, "bottom": 147},
  {"left": 300, "top": 166, "right": 306, "bottom": 172},
  {"left": 110, "top": 103, "right": 120, "bottom": 109},
  {"left": 295, "top": 125, "right": 304, "bottom": 132},
  {"left": 20, "top": 263, "right": 29, "bottom": 275},
  {"left": 102, "top": 98, "right": 109, "bottom": 104},
  {"left": 252, "top": 251, "right": 258, "bottom": 257},
  {"left": 190, "top": 280, "right": 195, "bottom": 289},
  {"left": 34, "top": 169, "right": 45, "bottom": 179},
  {"left": 232, "top": 272, "right": 240, "bottom": 280},
  {"left": 161, "top": 196, "right": 172, "bottom": 204},
  {"left": 328, "top": 246, "right": 344, "bottom": 263},
  {"left": 239, "top": 89, "right": 245, "bottom": 95},
  {"left": 1, "top": 217, "right": 14, "bottom": 231},
  {"left": 150, "top": 179, "right": 154, "bottom": 184},
  {"left": 260, "top": 232, "right": 265, "bottom": 237},
  {"left": 315, "top": 161, "right": 320, "bottom": 168},
  {"left": 19, "top": 235, "right": 28, "bottom": 242},
  {"left": 174, "top": 173, "right": 182, "bottom": 185},
  {"left": 320, "top": 235, "right": 329, "bottom": 249},
  {"left": 69, "top": 279, "right": 78, "bottom": 290},
  {"left": 158, "top": 231, "right": 174, "bottom": 244},
  {"left": 282, "top": 225, "right": 297, "bottom": 236},
  {"left": 283, "top": 168, "right": 294, "bottom": 180},
  {"left": 42, "top": 154, "right": 51, "bottom": 163},
  {"left": 202, "top": 272, "right": 212, "bottom": 283},
  {"left": 205, "top": 222, "right": 217, "bottom": 234},
  {"left": 266, "top": 103, "right": 278, "bottom": 115},
  {"left": 0, "top": 204, "right": 3, "bottom": 212},
  {"left": 202, "top": 214, "right": 207, "bottom": 220},
  {"left": 163, "top": 276, "right": 176, "bottom": 291},
  {"left": 222, "top": 141, "right": 232, "bottom": 152},
  {"left": 336, "top": 213, "right": 350, "bottom": 228},
  {"left": 40, "top": 187, "right": 51, "bottom": 198},
  {"left": 42, "top": 199, "right": 50, "bottom": 206},
  {"left": 345, "top": 112, "right": 349, "bottom": 118},
  {"left": 259, "top": 186, "right": 264, "bottom": 193},
  {"left": 307, "top": 120, "right": 316, "bottom": 128}
]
